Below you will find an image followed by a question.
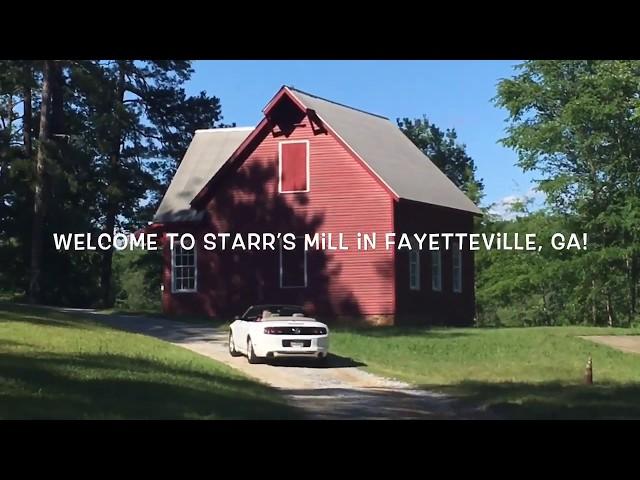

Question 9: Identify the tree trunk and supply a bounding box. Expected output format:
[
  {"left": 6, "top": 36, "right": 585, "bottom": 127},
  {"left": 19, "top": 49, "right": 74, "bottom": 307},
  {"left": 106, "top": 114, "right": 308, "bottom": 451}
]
[
  {"left": 0, "top": 94, "right": 15, "bottom": 185},
  {"left": 28, "top": 60, "right": 53, "bottom": 304},
  {"left": 7, "top": 95, "right": 14, "bottom": 134},
  {"left": 23, "top": 76, "right": 32, "bottom": 158},
  {"left": 630, "top": 254, "right": 638, "bottom": 325},
  {"left": 100, "top": 64, "right": 126, "bottom": 307},
  {"left": 606, "top": 290, "right": 615, "bottom": 327},
  {"left": 100, "top": 203, "right": 117, "bottom": 307},
  {"left": 591, "top": 278, "right": 598, "bottom": 325},
  {"left": 540, "top": 285, "right": 550, "bottom": 325},
  {"left": 50, "top": 62, "right": 64, "bottom": 135}
]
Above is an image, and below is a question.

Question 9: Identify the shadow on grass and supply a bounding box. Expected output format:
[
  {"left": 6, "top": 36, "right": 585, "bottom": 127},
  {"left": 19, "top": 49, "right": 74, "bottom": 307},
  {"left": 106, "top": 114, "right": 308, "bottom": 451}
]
[
  {"left": 0, "top": 302, "right": 95, "bottom": 329},
  {"left": 0, "top": 339, "right": 39, "bottom": 349},
  {"left": 429, "top": 381, "right": 640, "bottom": 420},
  {"left": 96, "top": 309, "right": 231, "bottom": 329},
  {"left": 0, "top": 350, "right": 300, "bottom": 420},
  {"left": 0, "top": 302, "right": 229, "bottom": 335},
  {"left": 153, "top": 314, "right": 230, "bottom": 328}
]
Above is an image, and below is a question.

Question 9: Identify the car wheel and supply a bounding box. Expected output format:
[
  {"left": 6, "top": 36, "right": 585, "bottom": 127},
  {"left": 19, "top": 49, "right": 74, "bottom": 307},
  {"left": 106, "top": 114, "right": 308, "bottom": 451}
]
[
  {"left": 247, "top": 338, "right": 258, "bottom": 364},
  {"left": 228, "top": 331, "right": 241, "bottom": 357},
  {"left": 317, "top": 353, "right": 329, "bottom": 366}
]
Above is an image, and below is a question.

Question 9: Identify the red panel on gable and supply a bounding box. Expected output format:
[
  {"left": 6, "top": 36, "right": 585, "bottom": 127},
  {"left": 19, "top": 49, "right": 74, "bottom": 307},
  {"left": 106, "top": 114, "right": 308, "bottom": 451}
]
[{"left": 280, "top": 142, "right": 308, "bottom": 192}]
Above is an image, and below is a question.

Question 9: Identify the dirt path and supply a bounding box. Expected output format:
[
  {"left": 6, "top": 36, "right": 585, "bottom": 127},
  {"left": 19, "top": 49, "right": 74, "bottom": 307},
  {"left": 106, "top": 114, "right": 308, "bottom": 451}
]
[
  {"left": 84, "top": 311, "right": 492, "bottom": 419},
  {"left": 580, "top": 335, "right": 640, "bottom": 355}
]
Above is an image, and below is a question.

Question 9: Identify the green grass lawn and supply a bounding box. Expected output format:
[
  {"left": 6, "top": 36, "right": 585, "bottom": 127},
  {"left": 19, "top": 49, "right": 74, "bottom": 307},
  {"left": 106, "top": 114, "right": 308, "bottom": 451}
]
[
  {"left": 331, "top": 325, "right": 640, "bottom": 419},
  {"left": 0, "top": 303, "right": 299, "bottom": 419}
]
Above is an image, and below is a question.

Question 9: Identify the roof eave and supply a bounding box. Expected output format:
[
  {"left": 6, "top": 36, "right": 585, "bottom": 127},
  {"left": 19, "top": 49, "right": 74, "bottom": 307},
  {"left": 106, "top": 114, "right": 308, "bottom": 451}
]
[{"left": 399, "top": 196, "right": 483, "bottom": 216}]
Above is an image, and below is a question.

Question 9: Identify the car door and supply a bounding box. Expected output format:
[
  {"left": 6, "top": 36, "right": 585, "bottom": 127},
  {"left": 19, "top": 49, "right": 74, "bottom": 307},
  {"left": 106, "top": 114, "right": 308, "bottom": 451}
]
[
  {"left": 234, "top": 319, "right": 248, "bottom": 353},
  {"left": 243, "top": 320, "right": 257, "bottom": 352},
  {"left": 235, "top": 307, "right": 261, "bottom": 352}
]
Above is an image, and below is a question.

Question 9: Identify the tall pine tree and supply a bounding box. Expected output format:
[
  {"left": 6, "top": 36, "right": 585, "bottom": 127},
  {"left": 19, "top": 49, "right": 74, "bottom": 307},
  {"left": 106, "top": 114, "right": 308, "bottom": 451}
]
[{"left": 72, "top": 60, "right": 224, "bottom": 306}]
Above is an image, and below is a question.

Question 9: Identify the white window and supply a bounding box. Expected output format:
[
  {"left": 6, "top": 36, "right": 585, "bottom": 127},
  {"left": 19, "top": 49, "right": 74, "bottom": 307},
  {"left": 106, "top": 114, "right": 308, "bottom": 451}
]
[
  {"left": 452, "top": 241, "right": 462, "bottom": 293},
  {"left": 278, "top": 140, "right": 310, "bottom": 193},
  {"left": 431, "top": 249, "right": 442, "bottom": 292},
  {"left": 409, "top": 248, "right": 420, "bottom": 290},
  {"left": 280, "top": 236, "right": 307, "bottom": 288},
  {"left": 172, "top": 243, "right": 197, "bottom": 293}
]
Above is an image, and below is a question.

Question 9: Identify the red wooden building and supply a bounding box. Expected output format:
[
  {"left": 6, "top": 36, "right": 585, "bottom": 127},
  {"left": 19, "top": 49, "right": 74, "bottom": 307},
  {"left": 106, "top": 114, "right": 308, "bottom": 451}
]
[{"left": 151, "top": 86, "right": 481, "bottom": 325}]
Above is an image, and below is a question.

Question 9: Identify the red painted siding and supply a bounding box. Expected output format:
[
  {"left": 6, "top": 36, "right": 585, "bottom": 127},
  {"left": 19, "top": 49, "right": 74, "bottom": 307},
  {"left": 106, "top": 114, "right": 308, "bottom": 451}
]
[
  {"left": 394, "top": 200, "right": 476, "bottom": 325},
  {"left": 163, "top": 110, "right": 395, "bottom": 318}
]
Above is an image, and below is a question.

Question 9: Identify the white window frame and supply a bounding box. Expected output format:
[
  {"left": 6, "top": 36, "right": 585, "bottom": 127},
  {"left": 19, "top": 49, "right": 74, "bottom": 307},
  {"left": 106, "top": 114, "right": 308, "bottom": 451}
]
[
  {"left": 431, "top": 249, "right": 442, "bottom": 292},
  {"left": 279, "top": 236, "right": 307, "bottom": 288},
  {"left": 278, "top": 140, "right": 310, "bottom": 194},
  {"left": 452, "top": 240, "right": 462, "bottom": 293},
  {"left": 171, "top": 243, "right": 197, "bottom": 293},
  {"left": 409, "top": 245, "right": 420, "bottom": 291}
]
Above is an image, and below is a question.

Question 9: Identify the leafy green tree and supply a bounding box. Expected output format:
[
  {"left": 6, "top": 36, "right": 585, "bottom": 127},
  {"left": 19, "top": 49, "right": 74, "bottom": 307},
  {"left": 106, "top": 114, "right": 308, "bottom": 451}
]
[
  {"left": 0, "top": 62, "right": 26, "bottom": 292},
  {"left": 71, "top": 60, "right": 224, "bottom": 306},
  {"left": 112, "top": 249, "right": 162, "bottom": 312},
  {"left": 475, "top": 206, "right": 583, "bottom": 326},
  {"left": 1, "top": 60, "right": 226, "bottom": 307},
  {"left": 495, "top": 60, "right": 640, "bottom": 325},
  {"left": 398, "top": 116, "right": 484, "bottom": 203}
]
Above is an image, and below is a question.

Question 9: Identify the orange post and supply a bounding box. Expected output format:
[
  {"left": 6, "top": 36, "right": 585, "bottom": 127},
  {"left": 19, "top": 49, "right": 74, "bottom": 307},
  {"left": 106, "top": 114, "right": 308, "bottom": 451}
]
[{"left": 584, "top": 355, "right": 593, "bottom": 385}]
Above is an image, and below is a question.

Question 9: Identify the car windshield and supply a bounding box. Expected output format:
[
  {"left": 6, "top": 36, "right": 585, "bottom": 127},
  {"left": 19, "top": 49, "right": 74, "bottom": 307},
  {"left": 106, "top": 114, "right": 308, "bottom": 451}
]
[{"left": 241, "top": 305, "right": 304, "bottom": 321}]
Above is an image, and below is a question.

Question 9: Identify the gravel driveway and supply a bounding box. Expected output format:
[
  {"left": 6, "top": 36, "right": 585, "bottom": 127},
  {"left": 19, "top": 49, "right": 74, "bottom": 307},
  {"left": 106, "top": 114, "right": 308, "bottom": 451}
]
[
  {"left": 87, "top": 312, "right": 491, "bottom": 419},
  {"left": 580, "top": 335, "right": 640, "bottom": 355}
]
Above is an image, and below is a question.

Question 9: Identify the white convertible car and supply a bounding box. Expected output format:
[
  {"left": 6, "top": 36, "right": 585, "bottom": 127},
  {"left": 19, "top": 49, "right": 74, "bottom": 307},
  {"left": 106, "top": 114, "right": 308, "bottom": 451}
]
[{"left": 228, "top": 304, "right": 330, "bottom": 364}]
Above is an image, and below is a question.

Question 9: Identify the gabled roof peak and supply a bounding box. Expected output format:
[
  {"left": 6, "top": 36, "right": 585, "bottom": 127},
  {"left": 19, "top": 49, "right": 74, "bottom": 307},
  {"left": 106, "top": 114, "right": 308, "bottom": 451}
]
[
  {"left": 158, "top": 85, "right": 481, "bottom": 219},
  {"left": 286, "top": 87, "right": 481, "bottom": 215}
]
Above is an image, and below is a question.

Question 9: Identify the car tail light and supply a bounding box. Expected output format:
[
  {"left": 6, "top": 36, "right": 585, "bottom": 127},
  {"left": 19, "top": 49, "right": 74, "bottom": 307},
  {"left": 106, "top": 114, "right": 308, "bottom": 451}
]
[
  {"left": 264, "top": 327, "right": 287, "bottom": 334},
  {"left": 309, "top": 327, "right": 327, "bottom": 335},
  {"left": 263, "top": 327, "right": 327, "bottom": 335}
]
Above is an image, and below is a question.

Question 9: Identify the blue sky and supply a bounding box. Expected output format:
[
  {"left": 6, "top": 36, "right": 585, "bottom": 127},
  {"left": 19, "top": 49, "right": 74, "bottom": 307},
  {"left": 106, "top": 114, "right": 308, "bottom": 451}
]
[{"left": 186, "top": 60, "right": 537, "bottom": 211}]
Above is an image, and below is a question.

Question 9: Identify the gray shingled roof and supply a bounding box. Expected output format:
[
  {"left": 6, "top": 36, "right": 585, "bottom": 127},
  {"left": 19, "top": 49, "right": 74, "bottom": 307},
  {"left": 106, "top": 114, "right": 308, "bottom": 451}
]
[
  {"left": 288, "top": 87, "right": 482, "bottom": 214},
  {"left": 155, "top": 88, "right": 481, "bottom": 223},
  {"left": 153, "top": 127, "right": 253, "bottom": 222}
]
